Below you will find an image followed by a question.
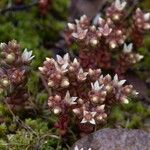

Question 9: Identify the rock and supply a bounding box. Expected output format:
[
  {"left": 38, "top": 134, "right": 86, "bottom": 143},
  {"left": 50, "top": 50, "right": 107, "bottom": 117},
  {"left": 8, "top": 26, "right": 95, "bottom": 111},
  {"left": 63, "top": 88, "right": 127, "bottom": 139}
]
[{"left": 72, "top": 129, "right": 150, "bottom": 150}]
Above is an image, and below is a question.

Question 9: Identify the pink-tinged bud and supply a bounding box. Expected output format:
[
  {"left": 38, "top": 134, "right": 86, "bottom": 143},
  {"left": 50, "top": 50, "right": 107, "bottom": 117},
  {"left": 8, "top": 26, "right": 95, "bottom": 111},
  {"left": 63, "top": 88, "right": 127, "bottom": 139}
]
[
  {"left": 96, "top": 115, "right": 103, "bottom": 121},
  {"left": 73, "top": 108, "right": 81, "bottom": 115},
  {"left": 124, "top": 86, "right": 133, "bottom": 94},
  {"left": 61, "top": 78, "right": 70, "bottom": 88},
  {"left": 121, "top": 97, "right": 129, "bottom": 104},
  {"left": 88, "top": 68, "right": 94, "bottom": 76},
  {"left": 77, "top": 98, "right": 84, "bottom": 104},
  {"left": 144, "top": 23, "right": 150, "bottom": 30},
  {"left": 90, "top": 38, "right": 98, "bottom": 47},
  {"left": 105, "top": 84, "right": 112, "bottom": 92},
  {"left": 53, "top": 107, "right": 61, "bottom": 115},
  {"left": 97, "top": 104, "right": 105, "bottom": 112},
  {"left": 1, "top": 78, "right": 10, "bottom": 87},
  {"left": 48, "top": 101, "right": 53, "bottom": 107},
  {"left": 102, "top": 113, "right": 107, "bottom": 118},
  {"left": 69, "top": 66, "right": 75, "bottom": 72},
  {"left": 99, "top": 97, "right": 105, "bottom": 103},
  {"left": 116, "top": 30, "right": 122, "bottom": 35},
  {"left": 48, "top": 80, "right": 55, "bottom": 87},
  {"left": 109, "top": 41, "right": 117, "bottom": 49},
  {"left": 101, "top": 91, "right": 107, "bottom": 97},
  {"left": 91, "top": 96, "right": 99, "bottom": 103},
  {"left": 112, "top": 14, "right": 120, "bottom": 21},
  {"left": 54, "top": 95, "right": 61, "bottom": 101},
  {"left": 56, "top": 74, "right": 62, "bottom": 80},
  {"left": 6, "top": 53, "right": 15, "bottom": 63}
]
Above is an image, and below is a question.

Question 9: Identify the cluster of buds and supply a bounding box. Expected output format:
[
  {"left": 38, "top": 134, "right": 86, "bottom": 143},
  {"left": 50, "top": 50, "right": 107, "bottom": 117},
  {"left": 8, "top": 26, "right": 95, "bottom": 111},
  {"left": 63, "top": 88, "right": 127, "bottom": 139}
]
[
  {"left": 39, "top": 53, "right": 137, "bottom": 134},
  {"left": 0, "top": 40, "right": 34, "bottom": 110},
  {"left": 66, "top": 0, "right": 149, "bottom": 76}
]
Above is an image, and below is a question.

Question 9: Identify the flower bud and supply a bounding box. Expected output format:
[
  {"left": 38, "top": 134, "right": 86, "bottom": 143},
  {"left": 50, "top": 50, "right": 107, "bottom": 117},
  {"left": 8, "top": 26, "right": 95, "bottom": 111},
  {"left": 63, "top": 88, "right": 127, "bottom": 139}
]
[
  {"left": 61, "top": 78, "right": 70, "bottom": 88},
  {"left": 54, "top": 95, "right": 61, "bottom": 101},
  {"left": 121, "top": 97, "right": 129, "bottom": 104},
  {"left": 91, "top": 96, "right": 99, "bottom": 103},
  {"left": 6, "top": 53, "right": 15, "bottom": 63},
  {"left": 96, "top": 115, "right": 103, "bottom": 121},
  {"left": 1, "top": 78, "right": 10, "bottom": 87},
  {"left": 101, "top": 91, "right": 107, "bottom": 97},
  {"left": 90, "top": 38, "right": 98, "bottom": 47},
  {"left": 109, "top": 41, "right": 117, "bottom": 49},
  {"left": 112, "top": 14, "right": 120, "bottom": 21},
  {"left": 77, "top": 98, "right": 84, "bottom": 104},
  {"left": 97, "top": 104, "right": 105, "bottom": 112},
  {"left": 73, "top": 108, "right": 81, "bottom": 115},
  {"left": 48, "top": 101, "right": 53, "bottom": 107},
  {"left": 48, "top": 80, "right": 55, "bottom": 87},
  {"left": 53, "top": 107, "right": 61, "bottom": 115}
]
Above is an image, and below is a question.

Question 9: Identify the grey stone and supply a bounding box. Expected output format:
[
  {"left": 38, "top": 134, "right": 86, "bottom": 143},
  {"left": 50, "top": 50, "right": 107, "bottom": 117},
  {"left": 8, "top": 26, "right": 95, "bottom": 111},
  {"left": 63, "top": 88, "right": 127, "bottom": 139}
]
[{"left": 72, "top": 129, "right": 150, "bottom": 150}]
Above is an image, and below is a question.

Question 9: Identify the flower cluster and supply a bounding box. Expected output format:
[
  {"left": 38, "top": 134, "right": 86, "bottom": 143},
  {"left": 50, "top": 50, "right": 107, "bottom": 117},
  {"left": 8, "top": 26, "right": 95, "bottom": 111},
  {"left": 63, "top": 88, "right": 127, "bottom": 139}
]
[
  {"left": 39, "top": 53, "right": 137, "bottom": 135},
  {"left": 66, "top": 0, "right": 149, "bottom": 76},
  {"left": 0, "top": 40, "right": 34, "bottom": 111}
]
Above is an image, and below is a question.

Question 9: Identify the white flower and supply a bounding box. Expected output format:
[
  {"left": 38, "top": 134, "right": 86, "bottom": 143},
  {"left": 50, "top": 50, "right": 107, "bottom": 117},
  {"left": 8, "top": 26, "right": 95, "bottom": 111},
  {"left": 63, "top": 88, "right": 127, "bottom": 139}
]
[
  {"left": 91, "top": 81, "right": 103, "bottom": 91},
  {"left": 135, "top": 54, "right": 144, "bottom": 61},
  {"left": 114, "top": 0, "right": 127, "bottom": 11},
  {"left": 0, "top": 42, "right": 6, "bottom": 49},
  {"left": 113, "top": 74, "right": 126, "bottom": 87},
  {"left": 67, "top": 23, "right": 76, "bottom": 30},
  {"left": 72, "top": 25, "right": 88, "bottom": 40},
  {"left": 56, "top": 53, "right": 70, "bottom": 65},
  {"left": 64, "top": 91, "right": 77, "bottom": 105},
  {"left": 74, "top": 146, "right": 84, "bottom": 150},
  {"left": 81, "top": 110, "right": 97, "bottom": 125},
  {"left": 123, "top": 43, "right": 133, "bottom": 53},
  {"left": 21, "top": 48, "right": 35, "bottom": 62},
  {"left": 98, "top": 24, "right": 112, "bottom": 36},
  {"left": 144, "top": 13, "right": 150, "bottom": 21},
  {"left": 77, "top": 68, "right": 88, "bottom": 81},
  {"left": 74, "top": 146, "right": 92, "bottom": 150}
]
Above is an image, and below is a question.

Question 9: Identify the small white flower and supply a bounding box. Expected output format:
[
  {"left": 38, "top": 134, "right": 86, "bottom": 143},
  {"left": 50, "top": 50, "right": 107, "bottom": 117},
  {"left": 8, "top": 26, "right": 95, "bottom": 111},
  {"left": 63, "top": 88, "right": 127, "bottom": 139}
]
[
  {"left": 74, "top": 146, "right": 92, "bottom": 150},
  {"left": 113, "top": 74, "right": 126, "bottom": 87},
  {"left": 91, "top": 81, "right": 103, "bottom": 91},
  {"left": 67, "top": 23, "right": 76, "bottom": 30},
  {"left": 135, "top": 54, "right": 144, "bottom": 61},
  {"left": 72, "top": 25, "right": 88, "bottom": 40},
  {"left": 114, "top": 0, "right": 127, "bottom": 11},
  {"left": 74, "top": 146, "right": 84, "bottom": 150},
  {"left": 64, "top": 91, "right": 77, "bottom": 105},
  {"left": 0, "top": 42, "right": 6, "bottom": 49},
  {"left": 81, "top": 110, "right": 97, "bottom": 125},
  {"left": 77, "top": 68, "right": 88, "bottom": 81},
  {"left": 72, "top": 58, "right": 80, "bottom": 66},
  {"left": 56, "top": 53, "right": 70, "bottom": 65},
  {"left": 144, "top": 13, "right": 150, "bottom": 21},
  {"left": 123, "top": 43, "right": 133, "bottom": 53},
  {"left": 21, "top": 48, "right": 35, "bottom": 62},
  {"left": 98, "top": 24, "right": 112, "bottom": 36}
]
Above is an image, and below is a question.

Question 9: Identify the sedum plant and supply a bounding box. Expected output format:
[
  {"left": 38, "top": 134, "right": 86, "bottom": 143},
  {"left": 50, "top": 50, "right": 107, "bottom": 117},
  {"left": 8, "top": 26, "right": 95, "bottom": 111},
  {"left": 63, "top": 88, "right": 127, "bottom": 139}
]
[
  {"left": 0, "top": 40, "right": 34, "bottom": 111},
  {"left": 66, "top": 0, "right": 150, "bottom": 76},
  {"left": 39, "top": 53, "right": 138, "bottom": 135}
]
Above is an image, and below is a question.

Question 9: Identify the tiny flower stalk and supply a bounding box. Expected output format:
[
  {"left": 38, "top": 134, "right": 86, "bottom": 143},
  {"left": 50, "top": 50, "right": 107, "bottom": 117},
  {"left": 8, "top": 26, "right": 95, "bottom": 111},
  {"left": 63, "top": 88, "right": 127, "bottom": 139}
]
[
  {"left": 39, "top": 53, "right": 137, "bottom": 136},
  {"left": 0, "top": 40, "right": 34, "bottom": 111},
  {"left": 66, "top": 0, "right": 149, "bottom": 77}
]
